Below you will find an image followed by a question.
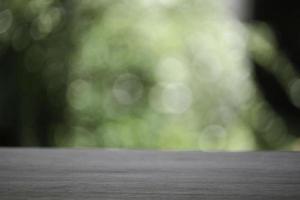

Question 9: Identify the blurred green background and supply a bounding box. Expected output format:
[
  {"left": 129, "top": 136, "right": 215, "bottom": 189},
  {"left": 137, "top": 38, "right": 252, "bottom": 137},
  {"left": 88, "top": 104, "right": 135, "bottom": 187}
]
[{"left": 1, "top": 0, "right": 300, "bottom": 150}]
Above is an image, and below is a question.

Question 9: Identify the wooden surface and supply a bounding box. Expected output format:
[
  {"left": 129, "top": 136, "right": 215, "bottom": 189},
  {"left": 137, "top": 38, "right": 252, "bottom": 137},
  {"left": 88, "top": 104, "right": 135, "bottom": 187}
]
[{"left": 0, "top": 149, "right": 300, "bottom": 199}]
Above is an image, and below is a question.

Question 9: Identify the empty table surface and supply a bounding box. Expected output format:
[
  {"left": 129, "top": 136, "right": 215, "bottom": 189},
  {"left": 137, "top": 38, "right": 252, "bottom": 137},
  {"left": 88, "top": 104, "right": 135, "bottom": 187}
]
[{"left": 0, "top": 148, "right": 300, "bottom": 200}]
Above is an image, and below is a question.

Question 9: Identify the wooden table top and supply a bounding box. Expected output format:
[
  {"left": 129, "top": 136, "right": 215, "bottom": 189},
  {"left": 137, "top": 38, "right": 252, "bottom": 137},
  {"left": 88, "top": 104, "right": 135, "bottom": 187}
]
[{"left": 0, "top": 148, "right": 300, "bottom": 199}]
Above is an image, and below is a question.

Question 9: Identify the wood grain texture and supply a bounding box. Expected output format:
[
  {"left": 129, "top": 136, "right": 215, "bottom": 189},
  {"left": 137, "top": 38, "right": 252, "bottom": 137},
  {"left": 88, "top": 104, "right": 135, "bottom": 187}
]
[{"left": 0, "top": 149, "right": 300, "bottom": 200}]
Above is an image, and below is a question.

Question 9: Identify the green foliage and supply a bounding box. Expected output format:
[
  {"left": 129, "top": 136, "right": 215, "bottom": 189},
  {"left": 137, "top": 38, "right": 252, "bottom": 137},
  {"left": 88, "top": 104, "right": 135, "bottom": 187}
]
[
  {"left": 67, "top": 0, "right": 255, "bottom": 150},
  {"left": 0, "top": 0, "right": 295, "bottom": 149}
]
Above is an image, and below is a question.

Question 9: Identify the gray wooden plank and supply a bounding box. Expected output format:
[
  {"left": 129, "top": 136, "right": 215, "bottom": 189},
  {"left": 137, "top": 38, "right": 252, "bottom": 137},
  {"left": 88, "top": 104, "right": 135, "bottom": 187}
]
[{"left": 0, "top": 148, "right": 300, "bottom": 200}]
